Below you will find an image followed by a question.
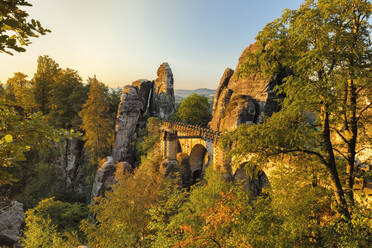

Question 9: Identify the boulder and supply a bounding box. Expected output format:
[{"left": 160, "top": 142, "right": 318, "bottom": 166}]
[
  {"left": 149, "top": 63, "right": 176, "bottom": 119},
  {"left": 91, "top": 157, "right": 116, "bottom": 203},
  {"left": 0, "top": 201, "right": 24, "bottom": 246},
  {"left": 112, "top": 86, "right": 143, "bottom": 163}
]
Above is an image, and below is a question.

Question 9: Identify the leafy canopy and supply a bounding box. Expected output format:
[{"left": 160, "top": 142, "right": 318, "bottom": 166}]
[
  {"left": 0, "top": 0, "right": 50, "bottom": 54},
  {"left": 175, "top": 93, "right": 212, "bottom": 127}
]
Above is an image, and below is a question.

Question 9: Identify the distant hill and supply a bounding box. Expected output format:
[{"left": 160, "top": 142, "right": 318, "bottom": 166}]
[
  {"left": 175, "top": 88, "right": 216, "bottom": 98},
  {"left": 174, "top": 88, "right": 216, "bottom": 108}
]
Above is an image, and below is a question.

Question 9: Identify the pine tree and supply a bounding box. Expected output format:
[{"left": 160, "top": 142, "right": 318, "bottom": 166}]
[{"left": 79, "top": 77, "right": 113, "bottom": 163}]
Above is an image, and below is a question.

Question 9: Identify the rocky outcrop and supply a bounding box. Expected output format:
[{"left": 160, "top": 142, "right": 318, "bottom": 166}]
[
  {"left": 112, "top": 63, "right": 175, "bottom": 164},
  {"left": 132, "top": 79, "right": 153, "bottom": 116},
  {"left": 212, "top": 68, "right": 234, "bottom": 112},
  {"left": 112, "top": 86, "right": 143, "bottom": 164},
  {"left": 149, "top": 63, "right": 176, "bottom": 119},
  {"left": 91, "top": 157, "right": 117, "bottom": 203},
  {"left": 209, "top": 43, "right": 284, "bottom": 131},
  {"left": 57, "top": 138, "right": 87, "bottom": 194},
  {"left": 91, "top": 158, "right": 133, "bottom": 203},
  {"left": 97, "top": 63, "right": 176, "bottom": 202},
  {"left": 0, "top": 201, "right": 24, "bottom": 246}
]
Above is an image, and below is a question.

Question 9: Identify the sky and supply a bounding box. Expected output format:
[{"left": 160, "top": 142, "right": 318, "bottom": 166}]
[{"left": 0, "top": 0, "right": 303, "bottom": 89}]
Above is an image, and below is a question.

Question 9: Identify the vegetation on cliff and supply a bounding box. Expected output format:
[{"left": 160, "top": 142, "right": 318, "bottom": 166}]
[{"left": 1, "top": 0, "right": 371, "bottom": 247}]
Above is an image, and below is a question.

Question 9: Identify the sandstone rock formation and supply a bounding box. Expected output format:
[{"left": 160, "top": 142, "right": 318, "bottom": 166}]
[
  {"left": 0, "top": 201, "right": 24, "bottom": 246},
  {"left": 57, "top": 138, "right": 88, "bottom": 194},
  {"left": 210, "top": 43, "right": 284, "bottom": 131},
  {"left": 132, "top": 79, "right": 153, "bottom": 116},
  {"left": 112, "top": 63, "right": 175, "bottom": 164},
  {"left": 149, "top": 63, "right": 176, "bottom": 119},
  {"left": 95, "top": 63, "right": 175, "bottom": 201},
  {"left": 91, "top": 157, "right": 134, "bottom": 203},
  {"left": 112, "top": 86, "right": 143, "bottom": 164},
  {"left": 91, "top": 157, "right": 117, "bottom": 203}
]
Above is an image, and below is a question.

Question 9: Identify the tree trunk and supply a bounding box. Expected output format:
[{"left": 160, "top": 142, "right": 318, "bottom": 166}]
[
  {"left": 322, "top": 110, "right": 350, "bottom": 217},
  {"left": 344, "top": 76, "right": 358, "bottom": 204}
]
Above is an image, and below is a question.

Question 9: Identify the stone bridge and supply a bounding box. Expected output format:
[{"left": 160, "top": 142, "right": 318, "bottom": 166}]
[
  {"left": 160, "top": 120, "right": 269, "bottom": 193},
  {"left": 160, "top": 121, "right": 224, "bottom": 181}
]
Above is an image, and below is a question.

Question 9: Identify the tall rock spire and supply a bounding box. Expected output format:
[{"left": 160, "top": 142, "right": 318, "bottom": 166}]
[{"left": 149, "top": 62, "right": 176, "bottom": 119}]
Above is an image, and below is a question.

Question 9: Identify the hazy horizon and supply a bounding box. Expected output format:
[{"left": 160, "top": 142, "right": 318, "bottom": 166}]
[{"left": 0, "top": 0, "right": 302, "bottom": 90}]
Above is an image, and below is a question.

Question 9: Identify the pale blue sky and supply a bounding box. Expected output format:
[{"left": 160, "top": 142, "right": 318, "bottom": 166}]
[{"left": 0, "top": 0, "right": 302, "bottom": 89}]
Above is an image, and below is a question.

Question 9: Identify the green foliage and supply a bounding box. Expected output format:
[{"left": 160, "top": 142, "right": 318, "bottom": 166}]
[
  {"left": 106, "top": 87, "right": 122, "bottom": 125},
  {"left": 22, "top": 197, "right": 87, "bottom": 248},
  {"left": 79, "top": 77, "right": 113, "bottom": 163},
  {"left": 136, "top": 117, "right": 161, "bottom": 165},
  {"left": 5, "top": 72, "right": 35, "bottom": 113},
  {"left": 14, "top": 163, "right": 62, "bottom": 209},
  {"left": 48, "top": 68, "right": 88, "bottom": 129},
  {"left": 149, "top": 168, "right": 233, "bottom": 247},
  {"left": 225, "top": 0, "right": 372, "bottom": 214},
  {"left": 0, "top": 0, "right": 50, "bottom": 55},
  {"left": 175, "top": 93, "right": 212, "bottom": 127},
  {"left": 81, "top": 150, "right": 164, "bottom": 248},
  {"left": 32, "top": 55, "right": 60, "bottom": 114},
  {"left": 0, "top": 100, "right": 63, "bottom": 185}
]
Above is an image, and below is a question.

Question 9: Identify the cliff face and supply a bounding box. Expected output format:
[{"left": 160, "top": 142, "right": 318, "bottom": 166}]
[
  {"left": 149, "top": 62, "right": 176, "bottom": 119},
  {"left": 93, "top": 64, "right": 176, "bottom": 199},
  {"left": 112, "top": 63, "right": 175, "bottom": 164},
  {"left": 112, "top": 85, "right": 144, "bottom": 164},
  {"left": 209, "top": 43, "right": 284, "bottom": 131}
]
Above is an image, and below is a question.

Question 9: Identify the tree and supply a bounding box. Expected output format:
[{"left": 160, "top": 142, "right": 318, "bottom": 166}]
[
  {"left": 224, "top": 0, "right": 371, "bottom": 216},
  {"left": 136, "top": 117, "right": 161, "bottom": 165},
  {"left": 175, "top": 94, "right": 212, "bottom": 127},
  {"left": 22, "top": 198, "right": 87, "bottom": 248},
  {"left": 106, "top": 87, "right": 122, "bottom": 126},
  {"left": 48, "top": 68, "right": 87, "bottom": 129},
  {"left": 0, "top": 0, "right": 50, "bottom": 55},
  {"left": 5, "top": 72, "right": 35, "bottom": 113},
  {"left": 79, "top": 77, "right": 113, "bottom": 163},
  {"left": 0, "top": 100, "right": 62, "bottom": 185},
  {"left": 32, "top": 55, "right": 60, "bottom": 114},
  {"left": 81, "top": 151, "right": 165, "bottom": 248}
]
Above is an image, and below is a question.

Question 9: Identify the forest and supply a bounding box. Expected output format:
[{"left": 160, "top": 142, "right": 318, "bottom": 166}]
[{"left": 0, "top": 0, "right": 371, "bottom": 248}]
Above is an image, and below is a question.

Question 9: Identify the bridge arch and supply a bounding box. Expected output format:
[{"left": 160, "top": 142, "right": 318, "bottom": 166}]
[
  {"left": 189, "top": 144, "right": 210, "bottom": 183},
  {"left": 234, "top": 162, "right": 269, "bottom": 196}
]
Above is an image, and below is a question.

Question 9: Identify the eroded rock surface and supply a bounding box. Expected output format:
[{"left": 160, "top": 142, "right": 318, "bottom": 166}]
[
  {"left": 149, "top": 63, "right": 176, "bottom": 119},
  {"left": 112, "top": 86, "right": 143, "bottom": 164},
  {"left": 209, "top": 43, "right": 284, "bottom": 131},
  {"left": 112, "top": 63, "right": 175, "bottom": 164},
  {"left": 57, "top": 138, "right": 87, "bottom": 194},
  {"left": 91, "top": 157, "right": 117, "bottom": 203},
  {"left": 0, "top": 201, "right": 24, "bottom": 246},
  {"left": 132, "top": 79, "right": 153, "bottom": 116}
]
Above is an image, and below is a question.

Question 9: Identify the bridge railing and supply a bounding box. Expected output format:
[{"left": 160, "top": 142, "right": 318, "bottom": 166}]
[{"left": 161, "top": 121, "right": 220, "bottom": 141}]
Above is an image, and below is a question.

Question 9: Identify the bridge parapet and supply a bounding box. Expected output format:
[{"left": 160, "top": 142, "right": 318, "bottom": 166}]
[{"left": 161, "top": 121, "right": 220, "bottom": 142}]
